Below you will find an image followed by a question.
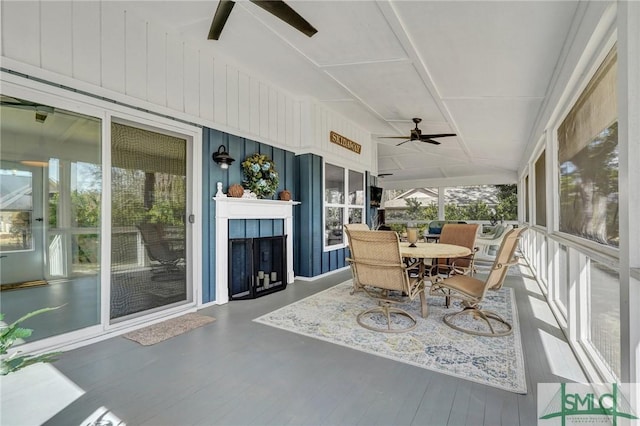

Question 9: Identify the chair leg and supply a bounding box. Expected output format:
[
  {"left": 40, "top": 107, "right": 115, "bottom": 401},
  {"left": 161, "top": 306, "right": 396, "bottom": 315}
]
[
  {"left": 442, "top": 307, "right": 512, "bottom": 337},
  {"left": 357, "top": 305, "right": 418, "bottom": 333}
]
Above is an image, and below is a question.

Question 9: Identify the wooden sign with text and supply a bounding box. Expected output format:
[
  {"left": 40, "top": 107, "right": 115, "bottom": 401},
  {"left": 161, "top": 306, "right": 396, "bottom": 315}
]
[{"left": 329, "top": 131, "right": 361, "bottom": 154}]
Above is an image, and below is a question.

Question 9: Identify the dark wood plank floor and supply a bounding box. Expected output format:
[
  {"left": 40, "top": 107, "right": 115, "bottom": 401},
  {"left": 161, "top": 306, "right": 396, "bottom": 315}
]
[{"left": 44, "top": 262, "right": 585, "bottom": 426}]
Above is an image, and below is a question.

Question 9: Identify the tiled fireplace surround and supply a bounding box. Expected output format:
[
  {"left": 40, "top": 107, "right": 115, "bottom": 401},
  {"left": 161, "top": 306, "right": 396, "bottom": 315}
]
[{"left": 213, "top": 197, "right": 298, "bottom": 304}]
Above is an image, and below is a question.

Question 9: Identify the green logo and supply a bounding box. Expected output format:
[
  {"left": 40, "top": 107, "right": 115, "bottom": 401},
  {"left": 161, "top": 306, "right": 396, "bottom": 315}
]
[{"left": 539, "top": 383, "right": 638, "bottom": 425}]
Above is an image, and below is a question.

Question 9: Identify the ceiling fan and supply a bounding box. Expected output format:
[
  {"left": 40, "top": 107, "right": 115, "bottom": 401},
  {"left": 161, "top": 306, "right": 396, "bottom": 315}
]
[
  {"left": 381, "top": 118, "right": 456, "bottom": 146},
  {"left": 208, "top": 0, "right": 317, "bottom": 41}
]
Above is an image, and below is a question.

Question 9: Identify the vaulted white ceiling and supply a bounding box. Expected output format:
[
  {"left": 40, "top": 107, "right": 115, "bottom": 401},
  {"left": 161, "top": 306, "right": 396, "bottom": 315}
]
[{"left": 124, "top": 0, "right": 581, "bottom": 188}]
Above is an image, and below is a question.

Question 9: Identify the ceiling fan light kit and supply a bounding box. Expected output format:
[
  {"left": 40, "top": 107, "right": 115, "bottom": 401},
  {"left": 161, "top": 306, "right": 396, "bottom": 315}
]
[{"left": 208, "top": 0, "right": 317, "bottom": 41}]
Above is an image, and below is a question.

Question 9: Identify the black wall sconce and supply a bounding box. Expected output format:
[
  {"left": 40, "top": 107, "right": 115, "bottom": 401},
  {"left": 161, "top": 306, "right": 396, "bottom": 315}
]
[{"left": 212, "top": 145, "right": 235, "bottom": 169}]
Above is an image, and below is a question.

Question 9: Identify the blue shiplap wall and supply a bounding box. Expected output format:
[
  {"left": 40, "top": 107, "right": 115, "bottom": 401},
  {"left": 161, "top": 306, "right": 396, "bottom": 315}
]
[
  {"left": 294, "top": 154, "right": 374, "bottom": 277},
  {"left": 202, "top": 128, "right": 295, "bottom": 303}
]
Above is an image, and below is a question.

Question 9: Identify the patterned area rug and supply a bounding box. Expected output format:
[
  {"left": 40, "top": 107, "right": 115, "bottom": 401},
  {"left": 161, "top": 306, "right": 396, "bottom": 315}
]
[
  {"left": 123, "top": 313, "right": 215, "bottom": 346},
  {"left": 254, "top": 281, "right": 527, "bottom": 393}
]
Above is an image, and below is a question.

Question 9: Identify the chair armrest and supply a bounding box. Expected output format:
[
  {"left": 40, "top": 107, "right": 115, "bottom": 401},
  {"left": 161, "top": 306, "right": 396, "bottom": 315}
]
[
  {"left": 346, "top": 258, "right": 405, "bottom": 269},
  {"left": 496, "top": 256, "right": 520, "bottom": 269}
]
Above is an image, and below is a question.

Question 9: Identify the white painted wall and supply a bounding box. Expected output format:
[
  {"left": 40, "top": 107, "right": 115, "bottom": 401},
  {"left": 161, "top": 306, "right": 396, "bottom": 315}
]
[
  {"left": 302, "top": 102, "right": 375, "bottom": 174},
  {"left": 0, "top": 0, "right": 375, "bottom": 172}
]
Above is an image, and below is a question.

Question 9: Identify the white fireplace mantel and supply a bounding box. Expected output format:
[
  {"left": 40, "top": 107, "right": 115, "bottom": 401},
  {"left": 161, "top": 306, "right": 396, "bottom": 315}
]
[{"left": 213, "top": 197, "right": 299, "bottom": 304}]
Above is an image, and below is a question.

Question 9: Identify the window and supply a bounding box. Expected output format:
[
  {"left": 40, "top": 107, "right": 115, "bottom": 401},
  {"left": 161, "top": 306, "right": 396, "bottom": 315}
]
[
  {"left": 587, "top": 260, "right": 621, "bottom": 380},
  {"left": 324, "top": 163, "right": 364, "bottom": 248},
  {"left": 534, "top": 151, "right": 546, "bottom": 227},
  {"left": 557, "top": 244, "right": 569, "bottom": 316},
  {"left": 444, "top": 185, "right": 517, "bottom": 222},
  {"left": 0, "top": 168, "right": 33, "bottom": 252},
  {"left": 525, "top": 175, "right": 530, "bottom": 223},
  {"left": 558, "top": 46, "right": 618, "bottom": 247}
]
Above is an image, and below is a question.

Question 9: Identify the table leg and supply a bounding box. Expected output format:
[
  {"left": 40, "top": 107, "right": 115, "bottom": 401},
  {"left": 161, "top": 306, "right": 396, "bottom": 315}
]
[{"left": 419, "top": 261, "right": 428, "bottom": 318}]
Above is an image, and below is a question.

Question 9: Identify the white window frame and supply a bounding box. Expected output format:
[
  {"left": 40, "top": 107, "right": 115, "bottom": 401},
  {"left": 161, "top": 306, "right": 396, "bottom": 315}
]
[{"left": 323, "top": 162, "right": 365, "bottom": 251}]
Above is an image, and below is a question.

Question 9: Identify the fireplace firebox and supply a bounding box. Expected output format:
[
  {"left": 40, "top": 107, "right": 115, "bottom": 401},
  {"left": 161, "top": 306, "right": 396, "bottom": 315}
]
[{"left": 228, "top": 235, "right": 287, "bottom": 300}]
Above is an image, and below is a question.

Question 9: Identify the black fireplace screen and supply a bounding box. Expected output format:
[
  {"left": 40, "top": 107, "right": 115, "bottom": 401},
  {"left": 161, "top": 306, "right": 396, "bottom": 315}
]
[{"left": 228, "top": 235, "right": 287, "bottom": 300}]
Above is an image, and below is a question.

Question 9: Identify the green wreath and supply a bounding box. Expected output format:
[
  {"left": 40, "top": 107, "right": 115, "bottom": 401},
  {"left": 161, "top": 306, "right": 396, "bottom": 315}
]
[{"left": 241, "top": 153, "right": 279, "bottom": 198}]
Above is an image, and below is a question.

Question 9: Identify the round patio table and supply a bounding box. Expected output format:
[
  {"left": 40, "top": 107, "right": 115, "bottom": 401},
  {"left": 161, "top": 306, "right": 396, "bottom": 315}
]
[
  {"left": 398, "top": 242, "right": 472, "bottom": 317},
  {"left": 399, "top": 242, "right": 471, "bottom": 260}
]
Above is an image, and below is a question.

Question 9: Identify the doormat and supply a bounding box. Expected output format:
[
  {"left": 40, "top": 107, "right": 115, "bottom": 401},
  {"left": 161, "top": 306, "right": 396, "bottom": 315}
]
[
  {"left": 0, "top": 280, "right": 48, "bottom": 291},
  {"left": 123, "top": 313, "right": 216, "bottom": 346}
]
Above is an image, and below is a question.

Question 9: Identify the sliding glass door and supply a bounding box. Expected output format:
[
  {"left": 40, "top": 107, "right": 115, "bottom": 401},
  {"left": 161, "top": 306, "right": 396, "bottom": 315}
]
[
  {"left": 1, "top": 91, "right": 196, "bottom": 341},
  {"left": 0, "top": 95, "right": 102, "bottom": 340},
  {"left": 110, "top": 122, "right": 190, "bottom": 321}
]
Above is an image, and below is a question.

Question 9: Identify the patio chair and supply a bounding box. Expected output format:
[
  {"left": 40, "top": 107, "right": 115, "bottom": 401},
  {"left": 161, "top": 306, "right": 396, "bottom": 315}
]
[
  {"left": 136, "top": 222, "right": 185, "bottom": 279},
  {"left": 344, "top": 223, "right": 370, "bottom": 231},
  {"left": 429, "top": 227, "right": 527, "bottom": 337},
  {"left": 426, "top": 223, "right": 480, "bottom": 306},
  {"left": 344, "top": 223, "right": 370, "bottom": 294},
  {"left": 346, "top": 229, "right": 426, "bottom": 333},
  {"left": 431, "top": 223, "right": 480, "bottom": 274},
  {"left": 475, "top": 223, "right": 514, "bottom": 261}
]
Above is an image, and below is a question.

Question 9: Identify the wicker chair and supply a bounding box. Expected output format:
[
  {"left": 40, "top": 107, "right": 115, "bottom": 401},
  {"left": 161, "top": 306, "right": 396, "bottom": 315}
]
[
  {"left": 344, "top": 223, "right": 370, "bottom": 294},
  {"left": 426, "top": 223, "right": 480, "bottom": 306},
  {"left": 345, "top": 229, "right": 426, "bottom": 333},
  {"left": 429, "top": 227, "right": 527, "bottom": 337},
  {"left": 344, "top": 223, "right": 370, "bottom": 231}
]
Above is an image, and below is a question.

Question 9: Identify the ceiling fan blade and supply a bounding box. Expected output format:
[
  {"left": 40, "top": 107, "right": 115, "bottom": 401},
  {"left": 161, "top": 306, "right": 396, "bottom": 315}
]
[
  {"left": 208, "top": 0, "right": 236, "bottom": 40},
  {"left": 396, "top": 139, "right": 412, "bottom": 146},
  {"left": 250, "top": 0, "right": 317, "bottom": 37},
  {"left": 421, "top": 138, "right": 441, "bottom": 145},
  {"left": 421, "top": 133, "right": 456, "bottom": 138},
  {"left": 380, "top": 136, "right": 411, "bottom": 139}
]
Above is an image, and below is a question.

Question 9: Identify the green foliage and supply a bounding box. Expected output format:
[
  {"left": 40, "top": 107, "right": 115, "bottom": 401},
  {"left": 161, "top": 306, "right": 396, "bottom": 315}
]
[
  {"left": 1, "top": 307, "right": 63, "bottom": 375},
  {"left": 405, "top": 198, "right": 425, "bottom": 220},
  {"left": 444, "top": 203, "right": 464, "bottom": 220},
  {"left": 423, "top": 203, "right": 438, "bottom": 221},
  {"left": 464, "top": 201, "right": 492, "bottom": 220},
  {"left": 389, "top": 223, "right": 406, "bottom": 233},
  {"left": 442, "top": 184, "right": 518, "bottom": 221},
  {"left": 146, "top": 199, "right": 183, "bottom": 225},
  {"left": 495, "top": 184, "right": 518, "bottom": 220},
  {"left": 71, "top": 190, "right": 101, "bottom": 227}
]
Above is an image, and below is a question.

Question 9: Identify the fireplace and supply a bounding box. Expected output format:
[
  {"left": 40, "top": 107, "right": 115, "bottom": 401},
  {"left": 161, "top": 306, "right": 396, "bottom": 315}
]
[
  {"left": 214, "top": 197, "right": 298, "bottom": 304},
  {"left": 229, "top": 235, "right": 287, "bottom": 300}
]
